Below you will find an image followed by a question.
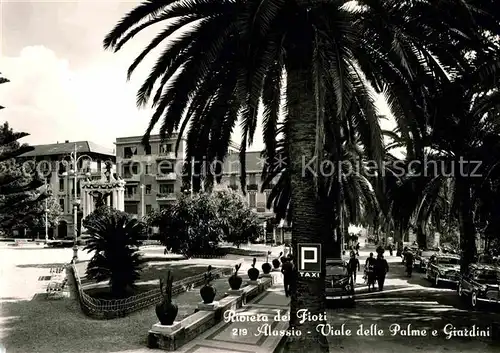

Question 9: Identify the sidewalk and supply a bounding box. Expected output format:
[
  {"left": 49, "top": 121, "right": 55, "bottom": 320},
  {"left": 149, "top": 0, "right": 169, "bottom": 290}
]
[{"left": 175, "top": 273, "right": 289, "bottom": 353}]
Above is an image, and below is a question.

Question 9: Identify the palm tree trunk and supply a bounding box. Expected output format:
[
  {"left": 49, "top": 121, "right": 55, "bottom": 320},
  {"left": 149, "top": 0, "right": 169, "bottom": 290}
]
[
  {"left": 417, "top": 226, "right": 426, "bottom": 249},
  {"left": 457, "top": 179, "right": 476, "bottom": 273},
  {"left": 285, "top": 67, "right": 329, "bottom": 353}
]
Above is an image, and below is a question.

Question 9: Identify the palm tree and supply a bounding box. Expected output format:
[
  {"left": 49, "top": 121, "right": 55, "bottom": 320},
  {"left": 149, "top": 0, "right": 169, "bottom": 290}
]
[
  {"left": 0, "top": 73, "right": 9, "bottom": 110},
  {"left": 84, "top": 211, "right": 145, "bottom": 298},
  {"left": 104, "top": 1, "right": 498, "bottom": 350}
]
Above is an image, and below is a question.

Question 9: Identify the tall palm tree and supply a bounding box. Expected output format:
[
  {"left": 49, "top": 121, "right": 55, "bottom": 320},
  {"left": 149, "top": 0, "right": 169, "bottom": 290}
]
[{"left": 104, "top": 1, "right": 498, "bottom": 350}]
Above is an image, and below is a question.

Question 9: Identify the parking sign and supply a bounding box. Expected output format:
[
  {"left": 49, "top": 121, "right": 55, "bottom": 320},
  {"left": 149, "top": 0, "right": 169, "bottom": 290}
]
[{"left": 297, "top": 243, "right": 321, "bottom": 278}]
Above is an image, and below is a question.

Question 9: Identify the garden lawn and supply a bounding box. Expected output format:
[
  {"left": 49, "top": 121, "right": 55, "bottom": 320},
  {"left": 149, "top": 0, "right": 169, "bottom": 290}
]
[{"left": 81, "top": 262, "right": 213, "bottom": 299}]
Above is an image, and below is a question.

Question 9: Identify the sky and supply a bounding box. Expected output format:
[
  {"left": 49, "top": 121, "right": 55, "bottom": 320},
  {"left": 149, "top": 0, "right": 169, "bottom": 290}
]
[{"left": 0, "top": 0, "right": 393, "bottom": 152}]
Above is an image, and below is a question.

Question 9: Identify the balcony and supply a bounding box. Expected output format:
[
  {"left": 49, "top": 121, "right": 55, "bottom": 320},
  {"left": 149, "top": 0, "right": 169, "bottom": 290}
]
[
  {"left": 156, "top": 152, "right": 176, "bottom": 160},
  {"left": 156, "top": 193, "right": 176, "bottom": 201},
  {"left": 122, "top": 173, "right": 141, "bottom": 182},
  {"left": 156, "top": 172, "right": 177, "bottom": 181},
  {"left": 125, "top": 193, "right": 140, "bottom": 200}
]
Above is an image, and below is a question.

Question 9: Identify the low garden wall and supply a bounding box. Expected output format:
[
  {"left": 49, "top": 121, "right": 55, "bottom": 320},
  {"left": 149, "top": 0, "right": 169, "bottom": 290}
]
[
  {"left": 147, "top": 276, "right": 274, "bottom": 351},
  {"left": 68, "top": 264, "right": 233, "bottom": 320}
]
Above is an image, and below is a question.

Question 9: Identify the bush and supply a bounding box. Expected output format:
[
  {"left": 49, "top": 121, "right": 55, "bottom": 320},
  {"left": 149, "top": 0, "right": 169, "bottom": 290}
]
[{"left": 83, "top": 210, "right": 146, "bottom": 298}]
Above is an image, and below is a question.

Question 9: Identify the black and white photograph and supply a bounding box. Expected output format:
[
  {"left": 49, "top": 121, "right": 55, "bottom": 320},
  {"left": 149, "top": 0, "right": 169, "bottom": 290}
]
[{"left": 1, "top": 1, "right": 500, "bottom": 352}]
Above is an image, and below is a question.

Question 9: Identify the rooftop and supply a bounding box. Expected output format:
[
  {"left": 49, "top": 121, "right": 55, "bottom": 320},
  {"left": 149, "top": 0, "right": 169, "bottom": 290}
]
[{"left": 19, "top": 141, "right": 114, "bottom": 158}]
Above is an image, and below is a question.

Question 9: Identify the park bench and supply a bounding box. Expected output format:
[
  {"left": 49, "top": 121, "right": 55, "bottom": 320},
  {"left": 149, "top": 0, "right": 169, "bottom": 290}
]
[{"left": 46, "top": 278, "right": 68, "bottom": 299}]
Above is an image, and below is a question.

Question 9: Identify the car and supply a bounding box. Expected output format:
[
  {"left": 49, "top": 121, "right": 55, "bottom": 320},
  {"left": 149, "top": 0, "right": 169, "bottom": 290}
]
[
  {"left": 417, "top": 250, "right": 439, "bottom": 272},
  {"left": 426, "top": 253, "right": 461, "bottom": 287},
  {"left": 325, "top": 258, "right": 354, "bottom": 305},
  {"left": 458, "top": 264, "right": 500, "bottom": 309},
  {"left": 476, "top": 253, "right": 495, "bottom": 264}
]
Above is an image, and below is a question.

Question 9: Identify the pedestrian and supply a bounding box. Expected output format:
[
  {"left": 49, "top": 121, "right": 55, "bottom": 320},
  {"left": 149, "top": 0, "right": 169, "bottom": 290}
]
[
  {"left": 389, "top": 244, "right": 393, "bottom": 256},
  {"left": 355, "top": 242, "right": 360, "bottom": 256},
  {"left": 405, "top": 251, "right": 414, "bottom": 277},
  {"left": 348, "top": 253, "right": 360, "bottom": 285},
  {"left": 281, "top": 256, "right": 293, "bottom": 297},
  {"left": 365, "top": 252, "right": 377, "bottom": 291},
  {"left": 375, "top": 254, "right": 389, "bottom": 291}
]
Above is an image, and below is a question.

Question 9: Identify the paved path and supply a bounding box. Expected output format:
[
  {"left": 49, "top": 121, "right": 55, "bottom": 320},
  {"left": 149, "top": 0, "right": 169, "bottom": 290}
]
[{"left": 175, "top": 273, "right": 289, "bottom": 353}]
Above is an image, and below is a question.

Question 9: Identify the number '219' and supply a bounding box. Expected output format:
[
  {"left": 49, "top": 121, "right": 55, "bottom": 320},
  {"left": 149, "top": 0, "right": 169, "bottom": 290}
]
[{"left": 232, "top": 328, "right": 248, "bottom": 336}]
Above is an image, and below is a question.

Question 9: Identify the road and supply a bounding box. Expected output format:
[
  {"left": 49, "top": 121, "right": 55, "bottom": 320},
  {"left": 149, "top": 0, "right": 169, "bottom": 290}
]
[{"left": 325, "top": 261, "right": 500, "bottom": 352}]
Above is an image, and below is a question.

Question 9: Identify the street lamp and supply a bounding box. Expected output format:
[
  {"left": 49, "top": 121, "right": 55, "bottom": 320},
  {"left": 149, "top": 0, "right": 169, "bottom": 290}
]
[
  {"left": 44, "top": 179, "right": 50, "bottom": 243},
  {"left": 62, "top": 143, "right": 92, "bottom": 263}
]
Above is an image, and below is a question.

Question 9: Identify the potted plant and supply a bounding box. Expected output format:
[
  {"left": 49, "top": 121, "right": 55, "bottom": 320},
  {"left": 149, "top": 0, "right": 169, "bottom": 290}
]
[
  {"left": 228, "top": 263, "right": 243, "bottom": 290},
  {"left": 248, "top": 258, "right": 260, "bottom": 280},
  {"left": 200, "top": 265, "right": 216, "bottom": 304},
  {"left": 155, "top": 270, "right": 178, "bottom": 325},
  {"left": 262, "top": 251, "right": 272, "bottom": 274},
  {"left": 272, "top": 252, "right": 282, "bottom": 269}
]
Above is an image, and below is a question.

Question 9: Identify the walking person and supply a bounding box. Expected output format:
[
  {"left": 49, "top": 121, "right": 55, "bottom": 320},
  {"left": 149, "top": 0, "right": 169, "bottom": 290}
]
[
  {"left": 355, "top": 242, "right": 360, "bottom": 256},
  {"left": 365, "top": 252, "right": 377, "bottom": 292},
  {"left": 405, "top": 250, "right": 414, "bottom": 277},
  {"left": 281, "top": 256, "right": 293, "bottom": 297},
  {"left": 348, "top": 253, "right": 360, "bottom": 285},
  {"left": 375, "top": 254, "right": 389, "bottom": 291}
]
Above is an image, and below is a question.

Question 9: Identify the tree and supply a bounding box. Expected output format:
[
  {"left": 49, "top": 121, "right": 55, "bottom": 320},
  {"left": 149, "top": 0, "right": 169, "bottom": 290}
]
[
  {"left": 83, "top": 205, "right": 124, "bottom": 230},
  {"left": 83, "top": 211, "right": 145, "bottom": 298},
  {"left": 214, "top": 190, "right": 262, "bottom": 247},
  {"left": 147, "top": 192, "right": 224, "bottom": 256},
  {"left": 0, "top": 73, "right": 9, "bottom": 110},
  {"left": 104, "top": 1, "right": 499, "bottom": 350},
  {"left": 0, "top": 121, "right": 47, "bottom": 235},
  {"left": 8, "top": 194, "right": 63, "bottom": 238}
]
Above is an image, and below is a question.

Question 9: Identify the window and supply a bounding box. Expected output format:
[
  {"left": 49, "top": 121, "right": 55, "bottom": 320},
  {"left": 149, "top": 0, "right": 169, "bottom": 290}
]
[
  {"left": 124, "top": 146, "right": 137, "bottom": 158},
  {"left": 59, "top": 198, "right": 65, "bottom": 212},
  {"left": 126, "top": 185, "right": 136, "bottom": 197},
  {"left": 57, "top": 161, "right": 67, "bottom": 175},
  {"left": 144, "top": 144, "right": 151, "bottom": 155},
  {"left": 230, "top": 174, "right": 237, "bottom": 186},
  {"left": 249, "top": 174, "right": 257, "bottom": 185},
  {"left": 145, "top": 164, "right": 151, "bottom": 175},
  {"left": 145, "top": 185, "right": 152, "bottom": 195},
  {"left": 124, "top": 203, "right": 138, "bottom": 214},
  {"left": 249, "top": 192, "right": 256, "bottom": 207},
  {"left": 160, "top": 143, "right": 173, "bottom": 154},
  {"left": 158, "top": 162, "right": 174, "bottom": 174},
  {"left": 146, "top": 204, "right": 152, "bottom": 214},
  {"left": 159, "top": 183, "right": 174, "bottom": 194},
  {"left": 59, "top": 178, "right": 64, "bottom": 191},
  {"left": 122, "top": 163, "right": 138, "bottom": 178}
]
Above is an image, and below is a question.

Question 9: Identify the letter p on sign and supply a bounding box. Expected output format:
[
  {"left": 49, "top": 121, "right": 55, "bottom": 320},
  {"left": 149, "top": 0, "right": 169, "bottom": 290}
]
[{"left": 297, "top": 243, "right": 321, "bottom": 273}]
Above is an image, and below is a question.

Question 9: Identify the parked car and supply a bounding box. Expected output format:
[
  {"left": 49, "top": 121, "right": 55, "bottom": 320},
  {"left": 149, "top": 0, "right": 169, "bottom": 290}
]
[
  {"left": 417, "top": 250, "right": 439, "bottom": 272},
  {"left": 426, "top": 253, "right": 461, "bottom": 287},
  {"left": 476, "top": 253, "right": 495, "bottom": 264},
  {"left": 325, "top": 258, "right": 354, "bottom": 305},
  {"left": 458, "top": 264, "right": 500, "bottom": 309}
]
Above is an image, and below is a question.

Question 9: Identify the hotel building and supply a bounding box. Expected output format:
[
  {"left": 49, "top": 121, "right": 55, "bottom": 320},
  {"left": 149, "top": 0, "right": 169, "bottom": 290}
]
[{"left": 18, "top": 140, "right": 116, "bottom": 238}]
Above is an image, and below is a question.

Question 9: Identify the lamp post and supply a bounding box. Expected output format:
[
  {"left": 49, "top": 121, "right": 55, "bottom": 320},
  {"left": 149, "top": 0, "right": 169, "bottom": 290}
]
[
  {"left": 62, "top": 143, "right": 92, "bottom": 262},
  {"left": 45, "top": 178, "right": 49, "bottom": 243}
]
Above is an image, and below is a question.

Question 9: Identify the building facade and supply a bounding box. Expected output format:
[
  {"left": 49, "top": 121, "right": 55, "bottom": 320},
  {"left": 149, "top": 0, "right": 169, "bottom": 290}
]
[
  {"left": 115, "top": 134, "right": 186, "bottom": 218},
  {"left": 115, "top": 134, "right": 288, "bottom": 243},
  {"left": 18, "top": 140, "right": 116, "bottom": 238},
  {"left": 214, "top": 150, "right": 289, "bottom": 244}
]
